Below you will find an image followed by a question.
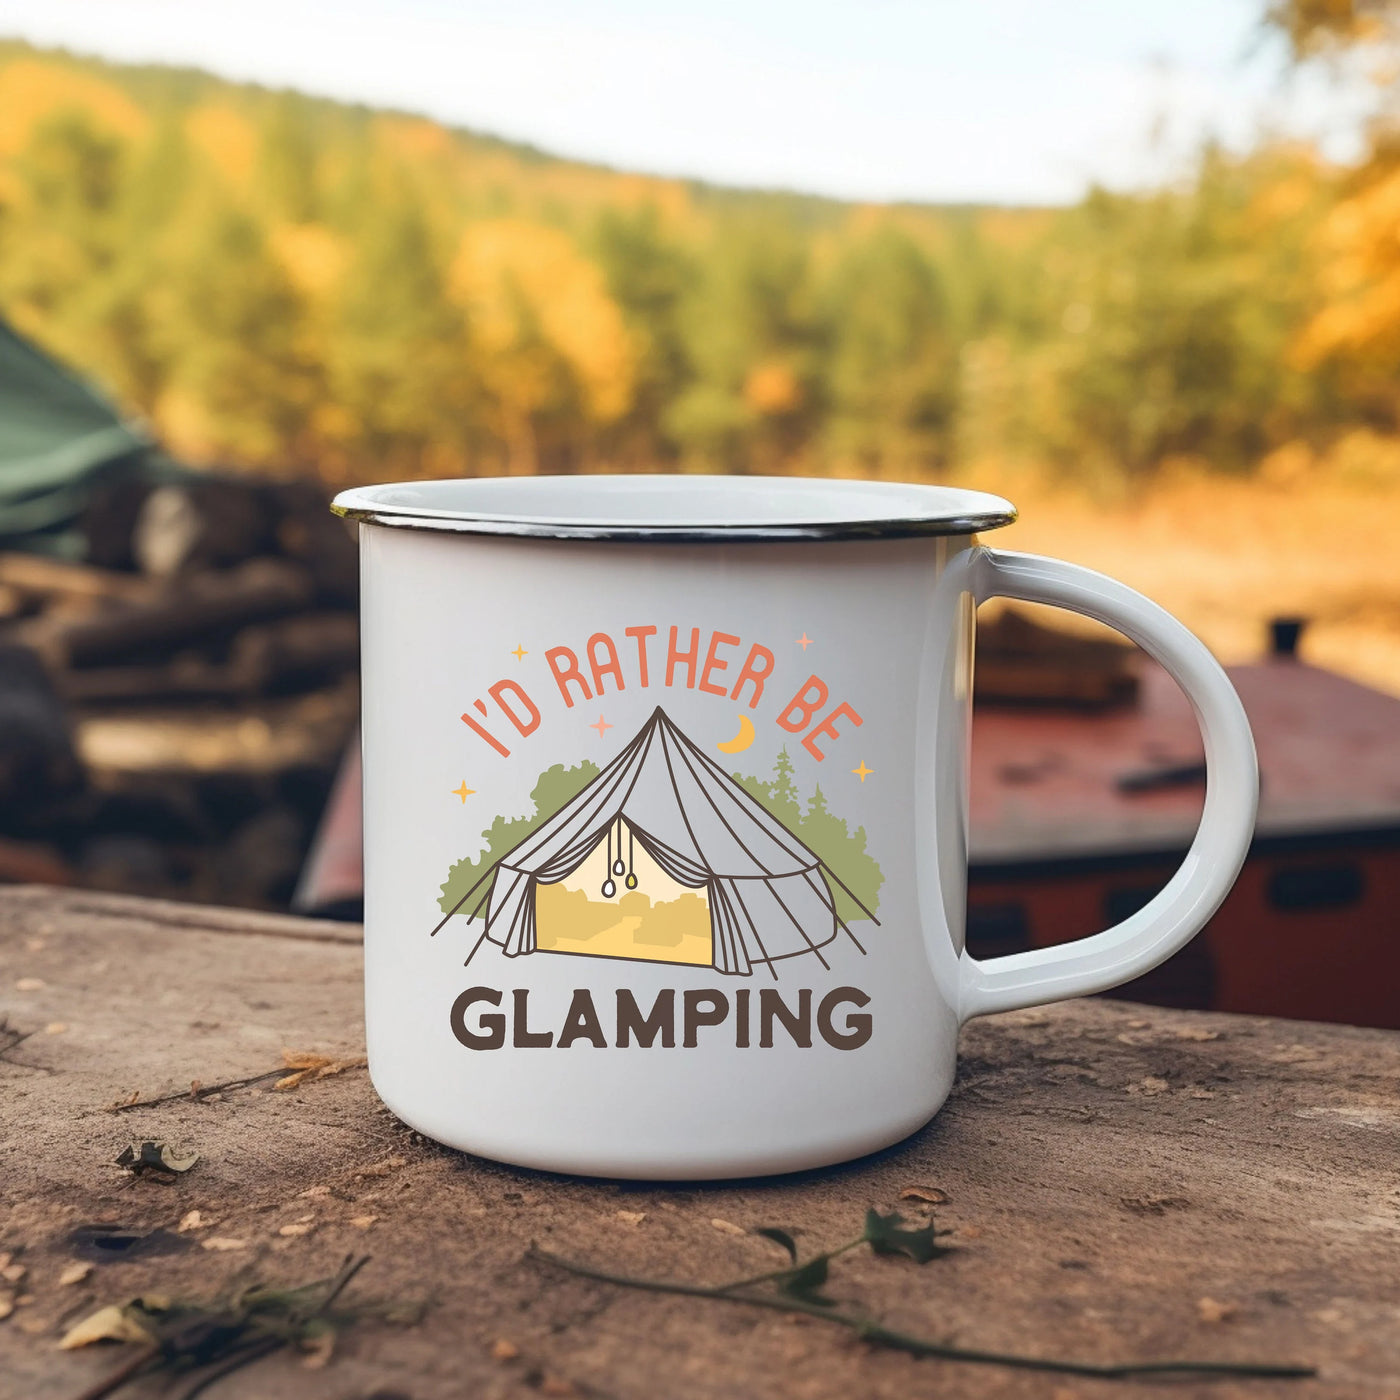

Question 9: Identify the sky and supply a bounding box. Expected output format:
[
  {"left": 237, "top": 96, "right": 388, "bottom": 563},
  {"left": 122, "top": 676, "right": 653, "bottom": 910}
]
[{"left": 0, "top": 0, "right": 1368, "bottom": 205}]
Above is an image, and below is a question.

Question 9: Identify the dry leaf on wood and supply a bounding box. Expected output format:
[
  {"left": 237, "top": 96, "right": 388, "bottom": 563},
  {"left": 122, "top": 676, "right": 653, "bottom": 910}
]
[
  {"left": 58, "top": 1262, "right": 93, "bottom": 1287},
  {"left": 58, "top": 1304, "right": 156, "bottom": 1349},
  {"left": 274, "top": 1048, "right": 367, "bottom": 1091},
  {"left": 899, "top": 1186, "right": 949, "bottom": 1205},
  {"left": 115, "top": 1141, "right": 199, "bottom": 1179}
]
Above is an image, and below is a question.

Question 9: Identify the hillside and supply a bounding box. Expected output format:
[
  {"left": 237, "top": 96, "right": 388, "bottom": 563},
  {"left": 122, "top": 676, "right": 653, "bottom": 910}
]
[{"left": 0, "top": 40, "right": 1053, "bottom": 480}]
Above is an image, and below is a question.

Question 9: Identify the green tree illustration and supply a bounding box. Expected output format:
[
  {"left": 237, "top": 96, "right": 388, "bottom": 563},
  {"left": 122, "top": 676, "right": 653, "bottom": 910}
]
[
  {"left": 438, "top": 761, "right": 599, "bottom": 917},
  {"left": 733, "top": 760, "right": 884, "bottom": 923}
]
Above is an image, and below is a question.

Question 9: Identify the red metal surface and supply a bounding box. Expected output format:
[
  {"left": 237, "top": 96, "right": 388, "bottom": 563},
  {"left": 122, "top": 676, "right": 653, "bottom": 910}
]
[
  {"left": 292, "top": 733, "right": 362, "bottom": 915},
  {"left": 970, "top": 658, "right": 1400, "bottom": 862}
]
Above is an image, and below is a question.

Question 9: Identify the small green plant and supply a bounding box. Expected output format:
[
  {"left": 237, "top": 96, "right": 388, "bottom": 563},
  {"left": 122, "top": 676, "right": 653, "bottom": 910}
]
[
  {"left": 530, "top": 1208, "right": 1313, "bottom": 1382},
  {"left": 63, "top": 1255, "right": 424, "bottom": 1400}
]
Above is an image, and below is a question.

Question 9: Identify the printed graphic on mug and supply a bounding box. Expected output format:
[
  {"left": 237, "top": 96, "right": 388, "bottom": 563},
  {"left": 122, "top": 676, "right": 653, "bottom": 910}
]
[{"left": 435, "top": 706, "right": 883, "bottom": 979}]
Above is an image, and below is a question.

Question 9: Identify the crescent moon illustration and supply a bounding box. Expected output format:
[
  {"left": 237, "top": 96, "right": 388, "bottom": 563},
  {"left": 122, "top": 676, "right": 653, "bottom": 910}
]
[{"left": 717, "top": 714, "right": 756, "bottom": 754}]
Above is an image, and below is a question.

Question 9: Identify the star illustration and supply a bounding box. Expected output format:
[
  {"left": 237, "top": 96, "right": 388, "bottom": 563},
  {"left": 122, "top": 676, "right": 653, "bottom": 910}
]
[
  {"left": 796, "top": 632, "right": 813, "bottom": 650},
  {"left": 452, "top": 780, "right": 475, "bottom": 802},
  {"left": 851, "top": 761, "right": 873, "bottom": 783},
  {"left": 511, "top": 644, "right": 528, "bottom": 662},
  {"left": 590, "top": 715, "right": 614, "bottom": 738}
]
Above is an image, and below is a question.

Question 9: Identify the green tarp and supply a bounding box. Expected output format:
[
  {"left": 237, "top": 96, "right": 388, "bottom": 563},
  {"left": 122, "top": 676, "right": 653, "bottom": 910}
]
[{"left": 0, "top": 318, "right": 166, "bottom": 554}]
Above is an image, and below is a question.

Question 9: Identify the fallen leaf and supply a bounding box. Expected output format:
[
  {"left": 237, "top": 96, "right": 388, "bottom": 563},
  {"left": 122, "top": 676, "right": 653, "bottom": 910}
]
[
  {"left": 278, "top": 1222, "right": 315, "bottom": 1238},
  {"left": 349, "top": 1215, "right": 378, "bottom": 1230},
  {"left": 115, "top": 1142, "right": 200, "bottom": 1177},
  {"left": 58, "top": 1262, "right": 93, "bottom": 1287},
  {"left": 491, "top": 1337, "right": 520, "bottom": 1361},
  {"left": 274, "top": 1049, "right": 367, "bottom": 1091},
  {"left": 754, "top": 1228, "right": 798, "bottom": 1262},
  {"left": 615, "top": 1210, "right": 646, "bottom": 1225},
  {"left": 201, "top": 1237, "right": 247, "bottom": 1252},
  {"left": 863, "top": 1209, "right": 954, "bottom": 1263},
  {"left": 58, "top": 1305, "right": 155, "bottom": 1350},
  {"left": 43, "top": 1023, "right": 67, "bottom": 1035},
  {"left": 1127, "top": 1019, "right": 1149, "bottom": 1028},
  {"left": 0, "top": 1295, "right": 12, "bottom": 1321},
  {"left": 1197, "top": 1297, "right": 1239, "bottom": 1324},
  {"left": 710, "top": 1218, "right": 745, "bottom": 1236},
  {"left": 1174, "top": 1027, "right": 1220, "bottom": 1042},
  {"left": 777, "top": 1255, "right": 837, "bottom": 1307},
  {"left": 177, "top": 1210, "right": 207, "bottom": 1233},
  {"left": 1, "top": 1263, "right": 26, "bottom": 1285},
  {"left": 15, "top": 978, "right": 45, "bottom": 992},
  {"left": 898, "top": 1186, "right": 949, "bottom": 1205}
]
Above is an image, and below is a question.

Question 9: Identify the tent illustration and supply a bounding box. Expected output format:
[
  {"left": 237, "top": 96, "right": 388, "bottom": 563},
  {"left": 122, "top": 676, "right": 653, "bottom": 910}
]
[{"left": 432, "top": 707, "right": 877, "bottom": 979}]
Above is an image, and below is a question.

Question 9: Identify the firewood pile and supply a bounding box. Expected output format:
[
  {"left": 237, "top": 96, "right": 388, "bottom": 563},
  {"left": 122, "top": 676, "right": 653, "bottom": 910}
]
[{"left": 0, "top": 473, "right": 360, "bottom": 911}]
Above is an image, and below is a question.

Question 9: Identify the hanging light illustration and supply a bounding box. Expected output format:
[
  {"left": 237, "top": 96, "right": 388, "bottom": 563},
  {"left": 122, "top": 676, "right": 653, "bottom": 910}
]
[
  {"left": 600, "top": 817, "right": 638, "bottom": 898},
  {"left": 601, "top": 822, "right": 616, "bottom": 899}
]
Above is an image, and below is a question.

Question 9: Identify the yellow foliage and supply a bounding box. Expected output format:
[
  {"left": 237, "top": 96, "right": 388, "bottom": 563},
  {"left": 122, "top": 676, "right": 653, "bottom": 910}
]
[
  {"left": 270, "top": 222, "right": 349, "bottom": 298},
  {"left": 1296, "top": 165, "right": 1400, "bottom": 364},
  {"left": 0, "top": 57, "right": 146, "bottom": 157},
  {"left": 186, "top": 103, "right": 258, "bottom": 187},
  {"left": 373, "top": 114, "right": 453, "bottom": 161},
  {"left": 449, "top": 218, "right": 634, "bottom": 421},
  {"left": 744, "top": 361, "right": 802, "bottom": 415},
  {"left": 152, "top": 385, "right": 219, "bottom": 462}
]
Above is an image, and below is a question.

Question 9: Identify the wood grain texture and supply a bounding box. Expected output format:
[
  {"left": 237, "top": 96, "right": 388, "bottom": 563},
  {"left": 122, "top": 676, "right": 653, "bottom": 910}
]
[{"left": 1, "top": 886, "right": 1397, "bottom": 1399}]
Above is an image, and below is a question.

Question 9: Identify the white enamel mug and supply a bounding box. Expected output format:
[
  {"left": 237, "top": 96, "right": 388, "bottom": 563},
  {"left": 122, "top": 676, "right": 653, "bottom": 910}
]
[{"left": 332, "top": 476, "right": 1257, "bottom": 1179}]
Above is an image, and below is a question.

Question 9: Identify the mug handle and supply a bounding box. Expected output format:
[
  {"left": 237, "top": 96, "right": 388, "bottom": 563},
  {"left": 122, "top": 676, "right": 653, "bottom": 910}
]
[{"left": 958, "top": 547, "right": 1259, "bottom": 1022}]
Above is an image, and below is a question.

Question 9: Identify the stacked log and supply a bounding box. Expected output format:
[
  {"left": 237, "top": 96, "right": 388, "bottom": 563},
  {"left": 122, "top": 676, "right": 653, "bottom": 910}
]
[{"left": 0, "top": 472, "right": 360, "bottom": 911}]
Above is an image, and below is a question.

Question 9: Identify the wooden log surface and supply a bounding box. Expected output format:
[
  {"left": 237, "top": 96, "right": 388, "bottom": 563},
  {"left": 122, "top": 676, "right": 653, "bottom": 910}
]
[{"left": 1, "top": 885, "right": 1397, "bottom": 1399}]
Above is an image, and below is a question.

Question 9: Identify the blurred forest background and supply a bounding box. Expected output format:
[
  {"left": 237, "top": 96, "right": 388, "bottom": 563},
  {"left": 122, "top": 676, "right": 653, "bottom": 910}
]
[{"left": 3, "top": 1, "right": 1400, "bottom": 688}]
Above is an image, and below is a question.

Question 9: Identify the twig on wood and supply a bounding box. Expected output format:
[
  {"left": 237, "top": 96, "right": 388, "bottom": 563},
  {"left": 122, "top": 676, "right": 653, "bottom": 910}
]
[
  {"left": 175, "top": 1336, "right": 283, "bottom": 1400},
  {"left": 107, "top": 1069, "right": 287, "bottom": 1112},
  {"left": 67, "top": 1343, "right": 160, "bottom": 1400},
  {"left": 527, "top": 1227, "right": 1315, "bottom": 1383},
  {"left": 0, "top": 1017, "right": 36, "bottom": 1058},
  {"left": 107, "top": 1050, "right": 366, "bottom": 1113}
]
